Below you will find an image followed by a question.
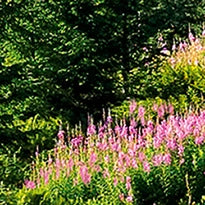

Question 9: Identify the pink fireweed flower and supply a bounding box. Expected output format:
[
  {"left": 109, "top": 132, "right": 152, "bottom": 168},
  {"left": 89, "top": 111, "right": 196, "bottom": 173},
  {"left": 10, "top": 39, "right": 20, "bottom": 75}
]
[
  {"left": 129, "top": 100, "right": 137, "bottom": 114},
  {"left": 138, "top": 152, "right": 146, "bottom": 162},
  {"left": 118, "top": 151, "right": 125, "bottom": 161},
  {"left": 79, "top": 165, "right": 91, "bottom": 185},
  {"left": 166, "top": 139, "right": 177, "bottom": 150},
  {"left": 143, "top": 161, "right": 151, "bottom": 173},
  {"left": 142, "top": 47, "right": 148, "bottom": 52},
  {"left": 152, "top": 154, "right": 163, "bottom": 166},
  {"left": 158, "top": 35, "right": 163, "bottom": 42},
  {"left": 153, "top": 135, "right": 163, "bottom": 149},
  {"left": 119, "top": 193, "right": 124, "bottom": 201},
  {"left": 152, "top": 103, "right": 158, "bottom": 112},
  {"left": 132, "top": 159, "right": 138, "bottom": 169},
  {"left": 202, "top": 29, "right": 205, "bottom": 36},
  {"left": 113, "top": 177, "right": 118, "bottom": 187},
  {"left": 147, "top": 120, "right": 154, "bottom": 134},
  {"left": 56, "top": 168, "right": 60, "bottom": 180},
  {"left": 103, "top": 168, "right": 110, "bottom": 178},
  {"left": 130, "top": 118, "right": 137, "bottom": 127},
  {"left": 128, "top": 148, "right": 136, "bottom": 157},
  {"left": 163, "top": 153, "right": 172, "bottom": 165},
  {"left": 40, "top": 168, "right": 44, "bottom": 178},
  {"left": 120, "top": 125, "right": 128, "bottom": 138},
  {"left": 178, "top": 145, "right": 185, "bottom": 156},
  {"left": 97, "top": 141, "right": 108, "bottom": 151},
  {"left": 160, "top": 47, "right": 170, "bottom": 55},
  {"left": 71, "top": 135, "right": 83, "bottom": 147},
  {"left": 157, "top": 105, "right": 165, "bottom": 118},
  {"left": 138, "top": 106, "right": 145, "bottom": 118},
  {"left": 87, "top": 124, "right": 96, "bottom": 136},
  {"left": 25, "top": 180, "right": 36, "bottom": 189},
  {"left": 89, "top": 152, "right": 97, "bottom": 165},
  {"left": 114, "top": 125, "right": 121, "bottom": 135},
  {"left": 179, "top": 41, "right": 188, "bottom": 51},
  {"left": 111, "top": 142, "right": 121, "bottom": 152},
  {"left": 168, "top": 103, "right": 174, "bottom": 115},
  {"left": 126, "top": 176, "right": 132, "bottom": 190},
  {"left": 55, "top": 158, "right": 61, "bottom": 170},
  {"left": 44, "top": 170, "right": 49, "bottom": 184},
  {"left": 179, "top": 158, "right": 185, "bottom": 165},
  {"left": 57, "top": 130, "right": 65, "bottom": 140},
  {"left": 195, "top": 136, "right": 205, "bottom": 145},
  {"left": 129, "top": 125, "right": 137, "bottom": 136},
  {"left": 188, "top": 32, "right": 196, "bottom": 42},
  {"left": 48, "top": 155, "right": 53, "bottom": 165},
  {"left": 106, "top": 116, "right": 113, "bottom": 123},
  {"left": 126, "top": 195, "right": 133, "bottom": 203},
  {"left": 68, "top": 158, "right": 74, "bottom": 170},
  {"left": 125, "top": 154, "right": 131, "bottom": 167},
  {"left": 98, "top": 126, "right": 105, "bottom": 138},
  {"left": 172, "top": 43, "right": 176, "bottom": 51}
]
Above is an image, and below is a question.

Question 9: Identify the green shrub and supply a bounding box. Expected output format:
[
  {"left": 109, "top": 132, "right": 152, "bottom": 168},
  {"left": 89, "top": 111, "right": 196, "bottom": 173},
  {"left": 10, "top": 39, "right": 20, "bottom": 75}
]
[{"left": 0, "top": 114, "right": 60, "bottom": 160}]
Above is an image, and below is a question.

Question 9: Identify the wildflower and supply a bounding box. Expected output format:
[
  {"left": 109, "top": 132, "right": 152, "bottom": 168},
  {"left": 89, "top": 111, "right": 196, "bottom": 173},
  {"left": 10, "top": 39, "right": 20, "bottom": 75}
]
[
  {"left": 160, "top": 47, "right": 170, "bottom": 55},
  {"left": 172, "top": 43, "right": 176, "bottom": 51},
  {"left": 158, "top": 35, "right": 163, "bottom": 42},
  {"left": 126, "top": 195, "right": 133, "bottom": 203},
  {"left": 138, "top": 106, "right": 145, "bottom": 118},
  {"left": 119, "top": 193, "right": 124, "bottom": 201},
  {"left": 98, "top": 126, "right": 105, "bottom": 138},
  {"left": 89, "top": 152, "right": 97, "bottom": 165},
  {"left": 202, "top": 29, "right": 205, "bottom": 36},
  {"left": 152, "top": 154, "right": 163, "bottom": 166},
  {"left": 125, "top": 154, "right": 131, "bottom": 167},
  {"left": 168, "top": 104, "right": 174, "bottom": 115},
  {"left": 178, "top": 145, "right": 185, "bottom": 156},
  {"left": 144, "top": 62, "right": 150, "bottom": 66},
  {"left": 87, "top": 124, "right": 96, "bottom": 136},
  {"left": 79, "top": 165, "right": 91, "bottom": 184},
  {"left": 166, "top": 139, "right": 177, "bottom": 150},
  {"left": 179, "top": 158, "right": 185, "bottom": 165},
  {"left": 188, "top": 32, "right": 196, "bottom": 42},
  {"left": 115, "top": 125, "right": 121, "bottom": 135},
  {"left": 138, "top": 152, "right": 146, "bottom": 162},
  {"left": 120, "top": 125, "right": 128, "bottom": 138},
  {"left": 126, "top": 176, "right": 132, "bottom": 190},
  {"left": 68, "top": 158, "right": 74, "bottom": 169},
  {"left": 56, "top": 168, "right": 60, "bottom": 180},
  {"left": 71, "top": 135, "right": 83, "bottom": 147},
  {"left": 143, "top": 161, "right": 151, "bottom": 173},
  {"left": 57, "top": 130, "right": 65, "bottom": 140},
  {"left": 129, "top": 100, "right": 137, "bottom": 114},
  {"left": 44, "top": 170, "right": 49, "bottom": 184},
  {"left": 103, "top": 168, "right": 110, "bottom": 178},
  {"left": 163, "top": 153, "right": 172, "bottom": 165},
  {"left": 113, "top": 177, "right": 118, "bottom": 187},
  {"left": 131, "top": 159, "right": 138, "bottom": 169},
  {"left": 195, "top": 136, "right": 204, "bottom": 145},
  {"left": 142, "top": 47, "right": 148, "bottom": 52},
  {"left": 93, "top": 165, "right": 101, "bottom": 172},
  {"left": 157, "top": 104, "right": 165, "bottom": 118},
  {"left": 106, "top": 116, "right": 113, "bottom": 123},
  {"left": 25, "top": 180, "right": 36, "bottom": 189}
]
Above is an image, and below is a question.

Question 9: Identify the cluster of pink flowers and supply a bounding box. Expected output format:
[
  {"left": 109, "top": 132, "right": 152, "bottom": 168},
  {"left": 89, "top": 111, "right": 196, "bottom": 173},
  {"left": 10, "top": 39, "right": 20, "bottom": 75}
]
[{"left": 25, "top": 101, "right": 205, "bottom": 204}]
